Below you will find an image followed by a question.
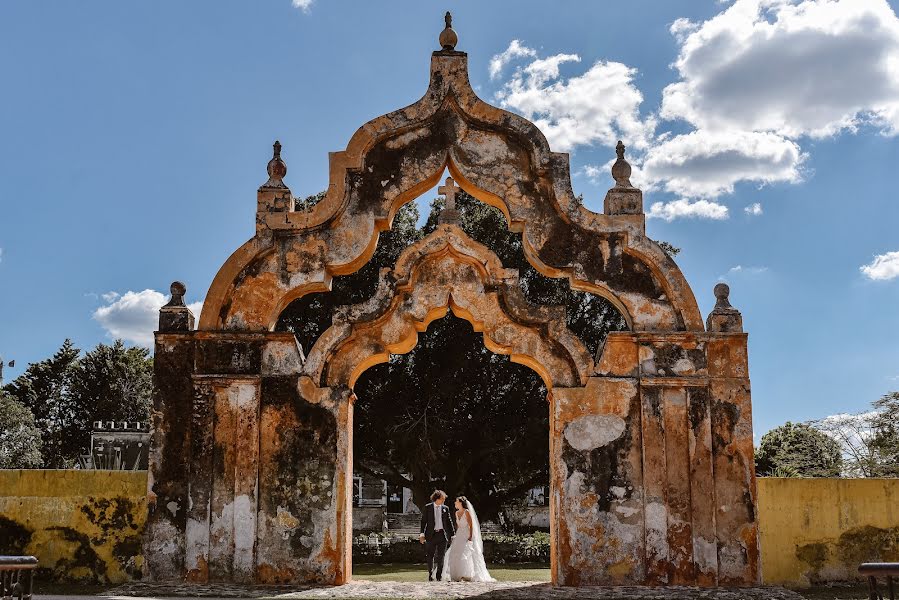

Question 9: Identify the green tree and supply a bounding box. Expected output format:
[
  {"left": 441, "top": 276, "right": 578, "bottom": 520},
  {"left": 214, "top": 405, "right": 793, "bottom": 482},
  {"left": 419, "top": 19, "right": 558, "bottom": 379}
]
[
  {"left": 756, "top": 421, "right": 843, "bottom": 477},
  {"left": 869, "top": 392, "right": 899, "bottom": 476},
  {"left": 355, "top": 313, "right": 548, "bottom": 519},
  {"left": 4, "top": 339, "right": 153, "bottom": 467},
  {"left": 809, "top": 392, "right": 899, "bottom": 478},
  {"left": 656, "top": 241, "right": 681, "bottom": 258},
  {"left": 3, "top": 339, "right": 80, "bottom": 467},
  {"left": 67, "top": 340, "right": 154, "bottom": 455},
  {"left": 278, "top": 191, "right": 629, "bottom": 519},
  {"left": 0, "top": 391, "right": 43, "bottom": 469}
]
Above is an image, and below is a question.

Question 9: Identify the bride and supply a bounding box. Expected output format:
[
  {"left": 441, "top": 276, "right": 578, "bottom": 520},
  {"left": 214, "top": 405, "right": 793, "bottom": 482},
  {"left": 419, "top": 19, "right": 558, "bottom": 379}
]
[{"left": 443, "top": 496, "right": 495, "bottom": 582}]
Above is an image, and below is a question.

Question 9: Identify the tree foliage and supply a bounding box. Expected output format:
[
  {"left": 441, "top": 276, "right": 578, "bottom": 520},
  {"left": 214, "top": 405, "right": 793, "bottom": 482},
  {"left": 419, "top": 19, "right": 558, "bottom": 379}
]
[
  {"left": 868, "top": 392, "right": 899, "bottom": 477},
  {"left": 278, "top": 191, "right": 629, "bottom": 519},
  {"left": 755, "top": 421, "right": 843, "bottom": 477},
  {"left": 810, "top": 391, "right": 899, "bottom": 477},
  {"left": 3, "top": 339, "right": 81, "bottom": 467},
  {"left": 0, "top": 391, "right": 43, "bottom": 469},
  {"left": 354, "top": 313, "right": 548, "bottom": 520},
  {"left": 3, "top": 340, "right": 153, "bottom": 467}
]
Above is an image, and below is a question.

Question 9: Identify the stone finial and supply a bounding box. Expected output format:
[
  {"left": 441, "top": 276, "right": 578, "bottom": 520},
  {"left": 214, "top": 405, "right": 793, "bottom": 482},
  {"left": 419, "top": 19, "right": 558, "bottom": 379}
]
[
  {"left": 159, "top": 281, "right": 195, "bottom": 333},
  {"left": 263, "top": 140, "right": 288, "bottom": 188},
  {"left": 714, "top": 283, "right": 732, "bottom": 310},
  {"left": 164, "top": 281, "right": 187, "bottom": 307},
  {"left": 611, "top": 140, "right": 633, "bottom": 188},
  {"left": 437, "top": 176, "right": 462, "bottom": 224},
  {"left": 706, "top": 282, "right": 743, "bottom": 333},
  {"left": 439, "top": 11, "right": 458, "bottom": 51},
  {"left": 603, "top": 139, "right": 643, "bottom": 215}
]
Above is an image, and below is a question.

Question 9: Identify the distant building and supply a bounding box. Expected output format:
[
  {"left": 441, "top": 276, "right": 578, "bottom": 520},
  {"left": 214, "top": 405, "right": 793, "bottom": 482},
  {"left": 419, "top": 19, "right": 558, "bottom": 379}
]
[{"left": 84, "top": 421, "right": 150, "bottom": 470}]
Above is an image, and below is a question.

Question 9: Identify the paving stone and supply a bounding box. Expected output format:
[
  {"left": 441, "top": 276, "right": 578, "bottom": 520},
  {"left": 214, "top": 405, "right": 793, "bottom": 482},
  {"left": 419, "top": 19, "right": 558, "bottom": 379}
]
[{"left": 103, "top": 581, "right": 806, "bottom": 599}]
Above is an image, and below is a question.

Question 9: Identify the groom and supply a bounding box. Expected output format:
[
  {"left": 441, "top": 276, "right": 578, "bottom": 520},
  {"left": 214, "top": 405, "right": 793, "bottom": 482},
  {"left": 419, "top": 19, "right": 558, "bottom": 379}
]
[{"left": 419, "top": 489, "right": 455, "bottom": 581}]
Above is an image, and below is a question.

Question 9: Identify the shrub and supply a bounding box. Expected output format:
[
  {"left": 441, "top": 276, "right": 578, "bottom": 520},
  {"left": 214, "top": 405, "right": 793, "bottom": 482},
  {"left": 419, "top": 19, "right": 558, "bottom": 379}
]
[{"left": 352, "top": 532, "right": 550, "bottom": 564}]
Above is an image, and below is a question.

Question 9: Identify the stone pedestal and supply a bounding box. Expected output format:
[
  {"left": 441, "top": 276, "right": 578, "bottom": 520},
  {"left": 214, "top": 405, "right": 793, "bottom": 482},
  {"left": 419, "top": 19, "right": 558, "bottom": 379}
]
[{"left": 603, "top": 187, "right": 643, "bottom": 215}]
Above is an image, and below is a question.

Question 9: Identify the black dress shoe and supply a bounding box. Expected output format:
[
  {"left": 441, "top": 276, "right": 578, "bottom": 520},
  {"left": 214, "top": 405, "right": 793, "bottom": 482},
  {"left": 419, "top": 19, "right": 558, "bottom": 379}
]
[{"left": 428, "top": 575, "right": 434, "bottom": 582}]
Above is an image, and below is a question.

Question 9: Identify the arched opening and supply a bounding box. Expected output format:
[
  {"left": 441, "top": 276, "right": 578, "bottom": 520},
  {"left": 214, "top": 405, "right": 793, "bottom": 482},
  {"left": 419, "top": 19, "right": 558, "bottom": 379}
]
[
  {"left": 350, "top": 311, "right": 550, "bottom": 581},
  {"left": 274, "top": 186, "right": 630, "bottom": 584}
]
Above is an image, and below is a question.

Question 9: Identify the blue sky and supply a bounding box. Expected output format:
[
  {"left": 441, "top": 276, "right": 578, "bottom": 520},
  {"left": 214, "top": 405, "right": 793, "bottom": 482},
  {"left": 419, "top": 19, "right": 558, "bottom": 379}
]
[{"left": 1, "top": 0, "right": 897, "bottom": 437}]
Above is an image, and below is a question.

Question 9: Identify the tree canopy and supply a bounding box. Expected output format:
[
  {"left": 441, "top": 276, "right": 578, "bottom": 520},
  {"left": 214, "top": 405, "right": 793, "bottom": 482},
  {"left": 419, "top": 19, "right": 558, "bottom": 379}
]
[
  {"left": 0, "top": 391, "right": 43, "bottom": 469},
  {"left": 3, "top": 340, "right": 153, "bottom": 467},
  {"left": 755, "top": 421, "right": 843, "bottom": 477},
  {"left": 811, "top": 391, "right": 899, "bottom": 477}
]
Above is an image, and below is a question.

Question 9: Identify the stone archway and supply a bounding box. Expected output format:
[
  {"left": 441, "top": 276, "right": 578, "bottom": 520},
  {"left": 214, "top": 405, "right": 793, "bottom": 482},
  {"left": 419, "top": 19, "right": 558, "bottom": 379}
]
[{"left": 146, "top": 14, "right": 760, "bottom": 588}]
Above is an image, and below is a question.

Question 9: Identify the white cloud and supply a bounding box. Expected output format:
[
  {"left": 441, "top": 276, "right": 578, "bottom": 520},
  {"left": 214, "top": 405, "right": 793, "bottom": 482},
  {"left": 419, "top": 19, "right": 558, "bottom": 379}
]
[
  {"left": 728, "top": 265, "right": 768, "bottom": 275},
  {"left": 860, "top": 250, "right": 899, "bottom": 280},
  {"left": 493, "top": 43, "right": 656, "bottom": 151},
  {"left": 582, "top": 165, "right": 604, "bottom": 181},
  {"left": 493, "top": 40, "right": 803, "bottom": 218},
  {"left": 291, "top": 0, "right": 313, "bottom": 12},
  {"left": 744, "top": 202, "right": 763, "bottom": 216},
  {"left": 0, "top": 248, "right": 3, "bottom": 263},
  {"left": 493, "top": 0, "right": 899, "bottom": 220},
  {"left": 638, "top": 130, "right": 805, "bottom": 198},
  {"left": 93, "top": 289, "right": 203, "bottom": 348},
  {"left": 718, "top": 264, "right": 769, "bottom": 281},
  {"left": 489, "top": 40, "right": 537, "bottom": 80},
  {"left": 647, "top": 198, "right": 729, "bottom": 221},
  {"left": 661, "top": 0, "right": 899, "bottom": 138}
]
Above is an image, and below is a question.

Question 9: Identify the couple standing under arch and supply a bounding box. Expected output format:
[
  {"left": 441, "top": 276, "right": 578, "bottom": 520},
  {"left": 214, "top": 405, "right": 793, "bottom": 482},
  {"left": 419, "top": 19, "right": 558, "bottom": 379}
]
[{"left": 419, "top": 490, "right": 495, "bottom": 583}]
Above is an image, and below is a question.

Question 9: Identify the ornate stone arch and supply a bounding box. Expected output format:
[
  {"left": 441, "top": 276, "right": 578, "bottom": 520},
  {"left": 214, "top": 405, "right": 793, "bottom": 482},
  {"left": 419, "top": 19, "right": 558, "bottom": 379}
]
[
  {"left": 302, "top": 222, "right": 593, "bottom": 391},
  {"left": 197, "top": 36, "right": 703, "bottom": 334},
  {"left": 147, "top": 14, "right": 760, "bottom": 590}
]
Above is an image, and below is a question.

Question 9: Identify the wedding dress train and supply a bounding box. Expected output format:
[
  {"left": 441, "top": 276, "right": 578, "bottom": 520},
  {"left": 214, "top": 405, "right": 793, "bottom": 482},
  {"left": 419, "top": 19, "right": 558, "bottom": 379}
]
[{"left": 443, "top": 502, "right": 495, "bottom": 582}]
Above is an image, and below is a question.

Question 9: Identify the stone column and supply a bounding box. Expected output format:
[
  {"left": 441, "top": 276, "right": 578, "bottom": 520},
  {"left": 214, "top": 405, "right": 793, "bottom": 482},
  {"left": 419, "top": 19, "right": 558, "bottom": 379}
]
[
  {"left": 254, "top": 373, "right": 349, "bottom": 584},
  {"left": 145, "top": 282, "right": 197, "bottom": 581},
  {"left": 707, "top": 283, "right": 760, "bottom": 585},
  {"left": 552, "top": 334, "right": 645, "bottom": 586}
]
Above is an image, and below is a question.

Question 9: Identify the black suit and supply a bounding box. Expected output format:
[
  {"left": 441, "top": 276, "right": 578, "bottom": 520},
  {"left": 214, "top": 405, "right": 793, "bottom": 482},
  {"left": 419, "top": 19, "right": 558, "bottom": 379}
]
[{"left": 420, "top": 502, "right": 455, "bottom": 580}]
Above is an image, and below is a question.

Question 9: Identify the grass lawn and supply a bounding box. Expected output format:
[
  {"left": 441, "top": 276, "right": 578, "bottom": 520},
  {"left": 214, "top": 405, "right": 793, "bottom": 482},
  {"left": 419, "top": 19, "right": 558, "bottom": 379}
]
[{"left": 353, "top": 562, "right": 551, "bottom": 582}]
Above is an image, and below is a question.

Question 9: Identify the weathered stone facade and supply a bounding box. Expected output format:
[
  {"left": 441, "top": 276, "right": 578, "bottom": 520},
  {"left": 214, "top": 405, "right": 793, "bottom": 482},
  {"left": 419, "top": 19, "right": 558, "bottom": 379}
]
[{"left": 145, "top": 16, "right": 760, "bottom": 587}]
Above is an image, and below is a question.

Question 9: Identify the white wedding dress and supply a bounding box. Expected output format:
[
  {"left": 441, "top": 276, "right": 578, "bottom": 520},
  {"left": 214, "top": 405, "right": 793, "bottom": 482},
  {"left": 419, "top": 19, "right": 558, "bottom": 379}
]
[{"left": 443, "top": 503, "right": 495, "bottom": 582}]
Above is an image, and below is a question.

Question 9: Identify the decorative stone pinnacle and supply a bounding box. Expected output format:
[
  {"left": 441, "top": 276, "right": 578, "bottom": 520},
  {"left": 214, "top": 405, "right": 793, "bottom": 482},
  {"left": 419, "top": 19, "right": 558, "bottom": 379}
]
[
  {"left": 159, "top": 281, "right": 195, "bottom": 332},
  {"left": 611, "top": 140, "right": 633, "bottom": 188},
  {"left": 437, "top": 176, "right": 462, "bottom": 224},
  {"left": 263, "top": 140, "right": 288, "bottom": 188},
  {"left": 165, "top": 281, "right": 187, "bottom": 307},
  {"left": 439, "top": 11, "right": 458, "bottom": 51},
  {"left": 706, "top": 282, "right": 743, "bottom": 332},
  {"left": 713, "top": 283, "right": 732, "bottom": 310}
]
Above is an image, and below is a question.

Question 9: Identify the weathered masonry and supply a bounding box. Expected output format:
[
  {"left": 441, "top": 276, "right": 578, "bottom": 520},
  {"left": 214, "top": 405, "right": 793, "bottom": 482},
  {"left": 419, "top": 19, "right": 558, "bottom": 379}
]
[{"left": 146, "top": 14, "right": 760, "bottom": 587}]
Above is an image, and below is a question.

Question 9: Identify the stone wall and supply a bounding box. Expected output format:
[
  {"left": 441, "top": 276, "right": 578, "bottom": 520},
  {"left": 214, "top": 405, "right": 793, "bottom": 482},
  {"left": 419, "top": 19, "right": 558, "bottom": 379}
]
[
  {"left": 0, "top": 469, "right": 147, "bottom": 584},
  {"left": 3, "top": 471, "right": 897, "bottom": 586},
  {"left": 506, "top": 506, "right": 551, "bottom": 530},
  {"left": 757, "top": 477, "right": 899, "bottom": 586}
]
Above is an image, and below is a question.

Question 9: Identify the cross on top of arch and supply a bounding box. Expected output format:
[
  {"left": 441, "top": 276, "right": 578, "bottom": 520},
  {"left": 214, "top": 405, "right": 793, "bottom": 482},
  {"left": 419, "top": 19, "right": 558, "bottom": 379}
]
[{"left": 438, "top": 176, "right": 462, "bottom": 224}]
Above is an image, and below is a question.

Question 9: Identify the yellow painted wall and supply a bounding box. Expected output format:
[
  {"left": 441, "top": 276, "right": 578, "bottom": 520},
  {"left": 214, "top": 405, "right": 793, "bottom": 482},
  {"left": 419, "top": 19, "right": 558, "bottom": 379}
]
[
  {"left": 757, "top": 477, "right": 899, "bottom": 586},
  {"left": 2, "top": 471, "right": 897, "bottom": 586},
  {"left": 0, "top": 469, "right": 148, "bottom": 584}
]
